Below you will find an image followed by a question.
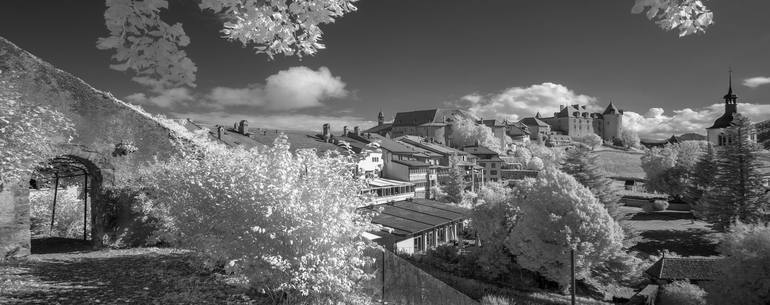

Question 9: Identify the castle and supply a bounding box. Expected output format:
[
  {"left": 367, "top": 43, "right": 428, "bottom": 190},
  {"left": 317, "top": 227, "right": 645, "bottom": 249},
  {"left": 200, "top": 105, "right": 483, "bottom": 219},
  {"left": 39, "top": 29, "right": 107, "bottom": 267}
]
[{"left": 520, "top": 102, "right": 624, "bottom": 143}]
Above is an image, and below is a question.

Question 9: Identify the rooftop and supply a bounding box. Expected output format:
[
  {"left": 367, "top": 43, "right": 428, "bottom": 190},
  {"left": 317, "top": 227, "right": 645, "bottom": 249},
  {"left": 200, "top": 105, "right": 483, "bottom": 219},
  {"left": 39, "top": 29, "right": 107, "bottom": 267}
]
[
  {"left": 645, "top": 257, "right": 722, "bottom": 281},
  {"left": 392, "top": 109, "right": 476, "bottom": 127},
  {"left": 247, "top": 129, "right": 344, "bottom": 154},
  {"left": 364, "top": 199, "right": 471, "bottom": 237},
  {"left": 182, "top": 120, "right": 267, "bottom": 150},
  {"left": 520, "top": 116, "right": 550, "bottom": 127}
]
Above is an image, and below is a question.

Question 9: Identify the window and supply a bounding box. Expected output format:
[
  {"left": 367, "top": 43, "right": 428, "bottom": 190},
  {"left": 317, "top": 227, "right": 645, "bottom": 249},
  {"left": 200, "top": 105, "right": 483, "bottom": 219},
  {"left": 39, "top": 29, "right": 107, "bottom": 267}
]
[
  {"left": 491, "top": 163, "right": 496, "bottom": 168},
  {"left": 414, "top": 235, "right": 424, "bottom": 252},
  {"left": 438, "top": 227, "right": 446, "bottom": 244},
  {"left": 491, "top": 170, "right": 497, "bottom": 176}
]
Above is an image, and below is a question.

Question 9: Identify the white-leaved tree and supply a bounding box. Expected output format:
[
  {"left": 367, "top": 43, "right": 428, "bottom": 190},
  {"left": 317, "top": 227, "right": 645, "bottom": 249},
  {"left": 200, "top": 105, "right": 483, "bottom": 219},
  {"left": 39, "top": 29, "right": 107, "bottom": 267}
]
[
  {"left": 449, "top": 116, "right": 503, "bottom": 153},
  {"left": 631, "top": 0, "right": 714, "bottom": 37},
  {"left": 98, "top": 0, "right": 358, "bottom": 90},
  {"left": 504, "top": 167, "right": 626, "bottom": 292},
  {"left": 128, "top": 134, "right": 379, "bottom": 304},
  {"left": 0, "top": 79, "right": 75, "bottom": 190}
]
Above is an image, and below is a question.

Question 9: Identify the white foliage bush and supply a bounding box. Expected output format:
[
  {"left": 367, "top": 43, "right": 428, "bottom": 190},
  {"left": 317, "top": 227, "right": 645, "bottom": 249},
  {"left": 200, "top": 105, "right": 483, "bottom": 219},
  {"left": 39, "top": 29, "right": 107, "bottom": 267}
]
[
  {"left": 659, "top": 281, "right": 706, "bottom": 305},
  {"left": 128, "top": 135, "right": 378, "bottom": 304},
  {"left": 526, "top": 157, "right": 544, "bottom": 171},
  {"left": 504, "top": 167, "right": 625, "bottom": 290},
  {"left": 29, "top": 186, "right": 89, "bottom": 239},
  {"left": 704, "top": 223, "right": 770, "bottom": 304}
]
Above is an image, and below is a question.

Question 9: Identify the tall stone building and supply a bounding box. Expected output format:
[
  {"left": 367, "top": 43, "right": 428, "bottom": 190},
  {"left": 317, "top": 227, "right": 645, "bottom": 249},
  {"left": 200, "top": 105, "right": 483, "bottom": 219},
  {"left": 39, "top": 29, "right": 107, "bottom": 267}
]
[{"left": 520, "top": 102, "right": 624, "bottom": 143}]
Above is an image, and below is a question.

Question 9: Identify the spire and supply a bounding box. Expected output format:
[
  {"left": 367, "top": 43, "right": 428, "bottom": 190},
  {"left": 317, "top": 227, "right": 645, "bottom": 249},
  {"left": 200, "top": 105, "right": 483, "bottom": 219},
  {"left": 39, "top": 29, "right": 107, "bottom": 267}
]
[{"left": 724, "top": 67, "right": 737, "bottom": 102}]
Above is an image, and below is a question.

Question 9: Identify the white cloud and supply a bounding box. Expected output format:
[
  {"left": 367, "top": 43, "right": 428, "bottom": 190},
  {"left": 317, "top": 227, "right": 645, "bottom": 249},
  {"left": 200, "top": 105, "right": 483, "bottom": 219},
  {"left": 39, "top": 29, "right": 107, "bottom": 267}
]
[
  {"left": 743, "top": 76, "right": 770, "bottom": 88},
  {"left": 455, "top": 82, "right": 600, "bottom": 121},
  {"left": 623, "top": 103, "right": 770, "bottom": 139},
  {"left": 125, "top": 87, "right": 194, "bottom": 108},
  {"left": 171, "top": 111, "right": 374, "bottom": 133},
  {"left": 125, "top": 66, "right": 348, "bottom": 110},
  {"left": 263, "top": 66, "right": 348, "bottom": 110}
]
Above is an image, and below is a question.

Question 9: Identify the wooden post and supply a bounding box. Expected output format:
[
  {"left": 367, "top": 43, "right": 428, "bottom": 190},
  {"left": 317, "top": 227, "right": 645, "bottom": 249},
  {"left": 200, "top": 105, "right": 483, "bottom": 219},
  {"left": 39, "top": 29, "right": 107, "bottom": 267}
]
[
  {"left": 83, "top": 170, "right": 88, "bottom": 241},
  {"left": 50, "top": 172, "right": 59, "bottom": 235},
  {"left": 571, "top": 249, "right": 576, "bottom": 305}
]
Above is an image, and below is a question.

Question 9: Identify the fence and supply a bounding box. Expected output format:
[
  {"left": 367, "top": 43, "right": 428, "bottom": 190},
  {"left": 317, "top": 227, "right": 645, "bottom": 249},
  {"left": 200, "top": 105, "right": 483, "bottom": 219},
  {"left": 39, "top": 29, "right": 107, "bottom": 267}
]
[{"left": 363, "top": 248, "right": 480, "bottom": 305}]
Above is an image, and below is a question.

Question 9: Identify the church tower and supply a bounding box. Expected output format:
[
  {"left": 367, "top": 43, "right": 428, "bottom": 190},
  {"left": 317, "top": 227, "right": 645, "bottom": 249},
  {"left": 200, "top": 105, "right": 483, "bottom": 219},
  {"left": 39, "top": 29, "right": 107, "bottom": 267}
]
[
  {"left": 377, "top": 110, "right": 385, "bottom": 126},
  {"left": 707, "top": 69, "right": 742, "bottom": 146}
]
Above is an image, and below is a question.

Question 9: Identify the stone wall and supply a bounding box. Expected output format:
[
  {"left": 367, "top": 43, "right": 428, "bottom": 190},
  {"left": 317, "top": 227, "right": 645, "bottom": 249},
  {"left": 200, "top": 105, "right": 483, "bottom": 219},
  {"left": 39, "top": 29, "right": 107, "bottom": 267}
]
[
  {"left": 0, "top": 185, "right": 30, "bottom": 258},
  {"left": 0, "top": 35, "right": 186, "bottom": 256}
]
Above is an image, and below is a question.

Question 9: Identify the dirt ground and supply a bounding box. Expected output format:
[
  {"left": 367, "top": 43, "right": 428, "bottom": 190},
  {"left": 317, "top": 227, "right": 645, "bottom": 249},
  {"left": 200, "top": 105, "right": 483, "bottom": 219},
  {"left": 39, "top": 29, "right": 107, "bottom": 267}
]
[
  {"left": 0, "top": 239, "right": 262, "bottom": 305},
  {"left": 618, "top": 206, "right": 722, "bottom": 257}
]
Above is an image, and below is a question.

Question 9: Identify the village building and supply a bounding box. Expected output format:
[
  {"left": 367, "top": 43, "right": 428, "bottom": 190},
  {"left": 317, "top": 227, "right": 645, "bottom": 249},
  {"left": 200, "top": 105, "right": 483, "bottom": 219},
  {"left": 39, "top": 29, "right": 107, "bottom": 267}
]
[
  {"left": 362, "top": 199, "right": 471, "bottom": 254},
  {"left": 397, "top": 135, "right": 485, "bottom": 191},
  {"left": 706, "top": 73, "right": 759, "bottom": 147}
]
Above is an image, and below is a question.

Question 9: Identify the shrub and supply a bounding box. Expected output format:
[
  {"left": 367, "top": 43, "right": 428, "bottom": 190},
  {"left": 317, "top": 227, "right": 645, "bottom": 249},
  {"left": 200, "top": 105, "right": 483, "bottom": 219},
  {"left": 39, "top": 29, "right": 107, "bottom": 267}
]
[
  {"left": 127, "top": 135, "right": 379, "bottom": 304},
  {"left": 652, "top": 199, "right": 669, "bottom": 211},
  {"left": 659, "top": 281, "right": 706, "bottom": 305},
  {"left": 29, "top": 186, "right": 89, "bottom": 239}
]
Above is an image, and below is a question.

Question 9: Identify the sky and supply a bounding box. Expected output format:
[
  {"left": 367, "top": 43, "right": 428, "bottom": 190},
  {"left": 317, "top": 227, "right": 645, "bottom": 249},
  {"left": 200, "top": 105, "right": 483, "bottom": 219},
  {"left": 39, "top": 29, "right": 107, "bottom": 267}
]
[{"left": 1, "top": 0, "right": 769, "bottom": 139}]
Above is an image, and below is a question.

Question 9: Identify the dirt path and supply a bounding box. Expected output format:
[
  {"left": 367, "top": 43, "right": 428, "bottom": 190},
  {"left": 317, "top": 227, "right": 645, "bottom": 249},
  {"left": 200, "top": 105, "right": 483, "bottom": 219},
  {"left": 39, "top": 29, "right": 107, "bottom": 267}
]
[{"left": 0, "top": 247, "right": 262, "bottom": 305}]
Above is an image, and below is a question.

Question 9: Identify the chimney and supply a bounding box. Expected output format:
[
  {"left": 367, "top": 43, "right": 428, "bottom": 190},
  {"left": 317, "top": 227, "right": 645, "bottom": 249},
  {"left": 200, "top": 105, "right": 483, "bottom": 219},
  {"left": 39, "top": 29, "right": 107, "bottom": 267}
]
[
  {"left": 354, "top": 126, "right": 360, "bottom": 136},
  {"left": 217, "top": 126, "right": 224, "bottom": 140},
  {"left": 238, "top": 120, "right": 249, "bottom": 135},
  {"left": 322, "top": 123, "right": 331, "bottom": 142},
  {"left": 343, "top": 126, "right": 348, "bottom": 137}
]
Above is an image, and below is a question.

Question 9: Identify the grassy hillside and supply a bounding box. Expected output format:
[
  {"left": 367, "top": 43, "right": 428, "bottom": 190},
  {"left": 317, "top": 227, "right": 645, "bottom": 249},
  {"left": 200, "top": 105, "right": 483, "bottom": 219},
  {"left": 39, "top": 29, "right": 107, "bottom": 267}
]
[
  {"left": 594, "top": 148, "right": 646, "bottom": 180},
  {"left": 757, "top": 120, "right": 770, "bottom": 149}
]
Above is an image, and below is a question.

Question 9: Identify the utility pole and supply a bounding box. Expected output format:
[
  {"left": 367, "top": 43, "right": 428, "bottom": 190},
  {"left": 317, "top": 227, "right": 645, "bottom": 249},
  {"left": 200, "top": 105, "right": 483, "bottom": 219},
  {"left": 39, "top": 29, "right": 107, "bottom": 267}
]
[
  {"left": 571, "top": 248, "right": 576, "bottom": 305},
  {"left": 50, "top": 172, "right": 59, "bottom": 235},
  {"left": 83, "top": 169, "right": 88, "bottom": 241}
]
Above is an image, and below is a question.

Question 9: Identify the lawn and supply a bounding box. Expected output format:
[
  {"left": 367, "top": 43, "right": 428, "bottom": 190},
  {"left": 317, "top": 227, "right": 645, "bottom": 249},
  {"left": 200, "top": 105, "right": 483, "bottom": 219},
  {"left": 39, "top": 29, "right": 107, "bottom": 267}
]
[
  {"left": 593, "top": 149, "right": 645, "bottom": 180},
  {"left": 618, "top": 206, "right": 722, "bottom": 257},
  {"left": 0, "top": 244, "right": 263, "bottom": 305}
]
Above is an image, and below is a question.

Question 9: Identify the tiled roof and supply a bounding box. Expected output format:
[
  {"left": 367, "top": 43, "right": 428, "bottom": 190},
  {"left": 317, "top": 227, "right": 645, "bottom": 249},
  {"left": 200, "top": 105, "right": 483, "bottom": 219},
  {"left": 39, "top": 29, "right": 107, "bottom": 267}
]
[
  {"left": 392, "top": 109, "right": 476, "bottom": 127},
  {"left": 481, "top": 119, "right": 506, "bottom": 127},
  {"left": 249, "top": 130, "right": 343, "bottom": 154},
  {"left": 398, "top": 136, "right": 470, "bottom": 156},
  {"left": 182, "top": 120, "right": 267, "bottom": 150},
  {"left": 708, "top": 112, "right": 736, "bottom": 129},
  {"left": 363, "top": 199, "right": 470, "bottom": 236},
  {"left": 645, "top": 257, "right": 722, "bottom": 281},
  {"left": 463, "top": 145, "right": 499, "bottom": 156},
  {"left": 349, "top": 133, "right": 419, "bottom": 155},
  {"left": 520, "top": 117, "right": 550, "bottom": 127},
  {"left": 362, "top": 123, "right": 393, "bottom": 134}
]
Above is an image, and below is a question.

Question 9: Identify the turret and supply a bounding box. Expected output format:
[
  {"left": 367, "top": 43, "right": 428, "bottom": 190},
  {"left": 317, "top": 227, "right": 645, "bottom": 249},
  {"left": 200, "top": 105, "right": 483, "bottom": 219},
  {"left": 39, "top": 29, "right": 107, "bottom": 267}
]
[{"left": 378, "top": 111, "right": 385, "bottom": 126}]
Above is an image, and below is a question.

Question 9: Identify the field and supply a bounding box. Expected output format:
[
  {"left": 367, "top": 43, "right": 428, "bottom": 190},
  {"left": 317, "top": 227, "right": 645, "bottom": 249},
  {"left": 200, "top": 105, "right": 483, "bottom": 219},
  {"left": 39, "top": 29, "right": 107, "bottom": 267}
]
[
  {"left": 593, "top": 148, "right": 645, "bottom": 180},
  {"left": 618, "top": 206, "right": 722, "bottom": 257}
]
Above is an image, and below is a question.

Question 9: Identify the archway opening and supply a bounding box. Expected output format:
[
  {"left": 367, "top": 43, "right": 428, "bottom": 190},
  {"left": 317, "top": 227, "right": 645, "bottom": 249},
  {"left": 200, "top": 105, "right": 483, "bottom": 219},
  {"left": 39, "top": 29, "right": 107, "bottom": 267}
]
[{"left": 28, "top": 155, "right": 101, "bottom": 254}]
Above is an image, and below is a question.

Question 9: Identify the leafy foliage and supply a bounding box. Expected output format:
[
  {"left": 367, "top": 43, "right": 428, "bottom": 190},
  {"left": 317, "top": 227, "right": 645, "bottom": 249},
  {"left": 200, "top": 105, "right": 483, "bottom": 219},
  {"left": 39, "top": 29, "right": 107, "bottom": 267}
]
[
  {"left": 641, "top": 141, "right": 708, "bottom": 200},
  {"left": 526, "top": 157, "right": 544, "bottom": 171},
  {"left": 620, "top": 129, "right": 641, "bottom": 149},
  {"left": 631, "top": 0, "right": 714, "bottom": 37},
  {"left": 659, "top": 280, "right": 706, "bottom": 305},
  {"left": 29, "top": 186, "right": 89, "bottom": 239},
  {"left": 449, "top": 116, "right": 503, "bottom": 153},
  {"left": 99, "top": 0, "right": 358, "bottom": 90},
  {"left": 561, "top": 146, "right": 621, "bottom": 219},
  {"left": 439, "top": 156, "right": 469, "bottom": 205},
  {"left": 0, "top": 82, "right": 75, "bottom": 189},
  {"left": 504, "top": 167, "right": 626, "bottom": 290},
  {"left": 704, "top": 222, "right": 770, "bottom": 304},
  {"left": 127, "top": 135, "right": 378, "bottom": 304},
  {"left": 575, "top": 134, "right": 603, "bottom": 150},
  {"left": 471, "top": 181, "right": 519, "bottom": 281}
]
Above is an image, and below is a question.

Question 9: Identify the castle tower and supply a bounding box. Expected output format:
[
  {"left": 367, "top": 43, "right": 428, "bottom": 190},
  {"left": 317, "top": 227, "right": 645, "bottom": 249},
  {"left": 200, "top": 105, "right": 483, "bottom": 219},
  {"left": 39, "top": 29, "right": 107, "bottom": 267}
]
[
  {"left": 601, "top": 102, "right": 623, "bottom": 143},
  {"left": 377, "top": 110, "right": 385, "bottom": 126}
]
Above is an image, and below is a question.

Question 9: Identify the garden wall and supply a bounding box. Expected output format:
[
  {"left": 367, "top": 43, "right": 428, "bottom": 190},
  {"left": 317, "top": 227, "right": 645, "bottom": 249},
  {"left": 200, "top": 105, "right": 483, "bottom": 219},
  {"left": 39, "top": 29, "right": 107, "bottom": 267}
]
[{"left": 0, "top": 35, "right": 184, "bottom": 256}]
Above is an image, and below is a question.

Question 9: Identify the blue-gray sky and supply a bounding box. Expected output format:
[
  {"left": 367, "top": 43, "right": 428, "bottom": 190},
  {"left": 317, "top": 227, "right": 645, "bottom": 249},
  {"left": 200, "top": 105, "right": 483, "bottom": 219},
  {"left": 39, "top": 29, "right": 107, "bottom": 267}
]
[{"left": 1, "top": 0, "right": 768, "bottom": 139}]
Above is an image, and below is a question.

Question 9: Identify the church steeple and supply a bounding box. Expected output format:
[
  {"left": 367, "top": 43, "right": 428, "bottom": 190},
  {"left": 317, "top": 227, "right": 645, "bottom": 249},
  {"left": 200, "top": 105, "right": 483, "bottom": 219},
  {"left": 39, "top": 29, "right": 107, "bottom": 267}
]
[
  {"left": 377, "top": 110, "right": 385, "bottom": 126},
  {"left": 723, "top": 68, "right": 737, "bottom": 114}
]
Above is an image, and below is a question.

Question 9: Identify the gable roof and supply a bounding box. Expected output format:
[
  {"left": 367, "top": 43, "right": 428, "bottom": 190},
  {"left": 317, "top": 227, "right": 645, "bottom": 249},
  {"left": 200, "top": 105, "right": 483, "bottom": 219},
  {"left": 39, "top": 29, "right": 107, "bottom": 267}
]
[
  {"left": 708, "top": 112, "right": 736, "bottom": 129},
  {"left": 392, "top": 109, "right": 476, "bottom": 127},
  {"left": 645, "top": 257, "right": 722, "bottom": 281},
  {"left": 348, "top": 132, "right": 420, "bottom": 155},
  {"left": 249, "top": 130, "right": 343, "bottom": 154},
  {"left": 463, "top": 145, "right": 499, "bottom": 156},
  {"left": 397, "top": 136, "right": 471, "bottom": 157},
  {"left": 520, "top": 116, "right": 550, "bottom": 127}
]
